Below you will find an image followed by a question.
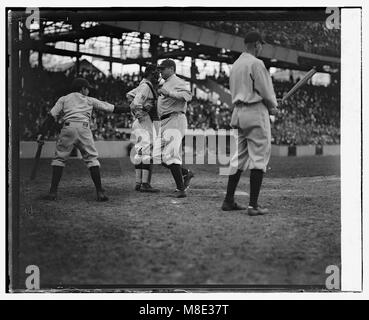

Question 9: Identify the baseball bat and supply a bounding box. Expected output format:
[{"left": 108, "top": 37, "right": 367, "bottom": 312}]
[
  {"left": 30, "top": 141, "right": 44, "bottom": 180},
  {"left": 281, "top": 67, "right": 317, "bottom": 103}
]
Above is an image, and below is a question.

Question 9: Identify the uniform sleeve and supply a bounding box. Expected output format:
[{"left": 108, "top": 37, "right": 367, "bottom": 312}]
[
  {"left": 168, "top": 80, "right": 192, "bottom": 102},
  {"left": 49, "top": 96, "right": 64, "bottom": 118},
  {"left": 252, "top": 60, "right": 278, "bottom": 108},
  {"left": 131, "top": 84, "right": 151, "bottom": 109},
  {"left": 89, "top": 97, "right": 115, "bottom": 112},
  {"left": 126, "top": 88, "right": 137, "bottom": 103}
]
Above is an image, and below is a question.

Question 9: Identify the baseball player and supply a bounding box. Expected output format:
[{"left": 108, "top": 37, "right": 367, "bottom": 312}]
[
  {"left": 221, "top": 31, "right": 280, "bottom": 215},
  {"left": 126, "top": 64, "right": 160, "bottom": 193},
  {"left": 156, "top": 59, "right": 194, "bottom": 198},
  {"left": 37, "top": 77, "right": 127, "bottom": 201}
]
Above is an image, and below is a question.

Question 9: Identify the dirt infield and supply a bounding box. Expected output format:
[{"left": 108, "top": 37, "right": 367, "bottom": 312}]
[{"left": 16, "top": 155, "right": 340, "bottom": 289}]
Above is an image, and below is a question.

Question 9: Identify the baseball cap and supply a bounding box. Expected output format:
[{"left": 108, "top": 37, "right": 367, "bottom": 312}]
[
  {"left": 71, "top": 77, "right": 93, "bottom": 91},
  {"left": 157, "top": 59, "right": 176, "bottom": 70},
  {"left": 244, "top": 31, "right": 265, "bottom": 44},
  {"left": 144, "top": 64, "right": 160, "bottom": 79},
  {"left": 145, "top": 64, "right": 158, "bottom": 74}
]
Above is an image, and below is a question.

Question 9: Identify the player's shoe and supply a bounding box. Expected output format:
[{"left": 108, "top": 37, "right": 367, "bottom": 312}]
[
  {"left": 140, "top": 183, "right": 160, "bottom": 193},
  {"left": 172, "top": 189, "right": 187, "bottom": 198},
  {"left": 221, "top": 201, "right": 246, "bottom": 211},
  {"left": 42, "top": 192, "right": 58, "bottom": 201},
  {"left": 247, "top": 205, "right": 269, "bottom": 216},
  {"left": 183, "top": 170, "right": 194, "bottom": 190},
  {"left": 96, "top": 190, "right": 109, "bottom": 202},
  {"left": 135, "top": 183, "right": 141, "bottom": 191}
]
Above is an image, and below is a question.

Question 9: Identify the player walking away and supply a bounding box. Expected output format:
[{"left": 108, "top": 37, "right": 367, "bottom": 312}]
[
  {"left": 156, "top": 59, "right": 194, "bottom": 198},
  {"left": 37, "top": 77, "right": 127, "bottom": 201},
  {"left": 221, "top": 31, "right": 280, "bottom": 215},
  {"left": 126, "top": 64, "right": 160, "bottom": 193}
]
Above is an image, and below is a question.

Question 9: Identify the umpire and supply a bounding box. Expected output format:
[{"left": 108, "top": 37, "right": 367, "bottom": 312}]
[{"left": 221, "top": 31, "right": 280, "bottom": 215}]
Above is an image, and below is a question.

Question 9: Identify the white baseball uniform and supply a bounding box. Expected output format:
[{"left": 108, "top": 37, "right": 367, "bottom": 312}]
[
  {"left": 229, "top": 52, "right": 278, "bottom": 174},
  {"left": 49, "top": 92, "right": 114, "bottom": 168},
  {"left": 157, "top": 74, "right": 192, "bottom": 165},
  {"left": 127, "top": 79, "right": 157, "bottom": 164}
]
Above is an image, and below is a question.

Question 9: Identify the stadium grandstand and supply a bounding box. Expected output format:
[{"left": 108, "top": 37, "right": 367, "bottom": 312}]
[{"left": 11, "top": 8, "right": 340, "bottom": 146}]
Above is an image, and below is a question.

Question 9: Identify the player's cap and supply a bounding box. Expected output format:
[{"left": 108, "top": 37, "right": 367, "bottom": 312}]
[
  {"left": 157, "top": 59, "right": 176, "bottom": 70},
  {"left": 145, "top": 64, "right": 158, "bottom": 74},
  {"left": 244, "top": 31, "right": 265, "bottom": 44},
  {"left": 71, "top": 78, "right": 93, "bottom": 91},
  {"left": 144, "top": 64, "right": 159, "bottom": 79}
]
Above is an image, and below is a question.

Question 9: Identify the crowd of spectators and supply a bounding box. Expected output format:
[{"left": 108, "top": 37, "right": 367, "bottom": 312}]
[
  {"left": 19, "top": 68, "right": 340, "bottom": 146},
  {"left": 190, "top": 21, "right": 340, "bottom": 57},
  {"left": 187, "top": 97, "right": 232, "bottom": 130},
  {"left": 272, "top": 81, "right": 340, "bottom": 145}
]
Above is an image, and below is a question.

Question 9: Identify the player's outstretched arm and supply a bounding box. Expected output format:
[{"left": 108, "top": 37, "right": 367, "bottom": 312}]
[
  {"left": 89, "top": 97, "right": 115, "bottom": 113},
  {"left": 90, "top": 97, "right": 133, "bottom": 114},
  {"left": 113, "top": 103, "right": 131, "bottom": 114}
]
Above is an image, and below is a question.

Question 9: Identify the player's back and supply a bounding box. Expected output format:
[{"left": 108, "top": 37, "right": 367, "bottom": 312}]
[
  {"left": 50, "top": 92, "right": 98, "bottom": 123},
  {"left": 229, "top": 53, "right": 263, "bottom": 105},
  {"left": 63, "top": 91, "right": 91, "bottom": 106},
  {"left": 62, "top": 92, "right": 95, "bottom": 121}
]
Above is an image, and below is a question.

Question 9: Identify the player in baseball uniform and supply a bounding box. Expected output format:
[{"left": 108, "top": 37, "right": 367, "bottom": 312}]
[
  {"left": 126, "top": 64, "right": 160, "bottom": 193},
  {"left": 37, "top": 77, "right": 127, "bottom": 201},
  {"left": 221, "top": 31, "right": 279, "bottom": 215},
  {"left": 156, "top": 59, "right": 194, "bottom": 198}
]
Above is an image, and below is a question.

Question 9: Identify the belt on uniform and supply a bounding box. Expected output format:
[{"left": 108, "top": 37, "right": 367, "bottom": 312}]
[
  {"left": 234, "top": 101, "right": 262, "bottom": 107},
  {"left": 160, "top": 111, "right": 185, "bottom": 121},
  {"left": 64, "top": 121, "right": 89, "bottom": 128}
]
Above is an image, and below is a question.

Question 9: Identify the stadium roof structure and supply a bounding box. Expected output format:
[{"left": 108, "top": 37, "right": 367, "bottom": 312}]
[
  {"left": 31, "top": 8, "right": 333, "bottom": 22},
  {"left": 12, "top": 8, "right": 340, "bottom": 74}
]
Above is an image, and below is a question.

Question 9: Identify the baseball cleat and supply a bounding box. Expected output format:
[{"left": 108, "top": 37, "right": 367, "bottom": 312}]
[
  {"left": 42, "top": 192, "right": 58, "bottom": 201},
  {"left": 96, "top": 190, "right": 109, "bottom": 202},
  {"left": 183, "top": 170, "right": 194, "bottom": 190},
  {"left": 135, "top": 183, "right": 142, "bottom": 191},
  {"left": 247, "top": 205, "right": 269, "bottom": 216},
  {"left": 140, "top": 183, "right": 160, "bottom": 193},
  {"left": 172, "top": 189, "right": 187, "bottom": 198},
  {"left": 221, "top": 201, "right": 246, "bottom": 211}
]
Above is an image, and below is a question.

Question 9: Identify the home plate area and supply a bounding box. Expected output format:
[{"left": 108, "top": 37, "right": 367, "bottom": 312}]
[{"left": 19, "top": 155, "right": 340, "bottom": 287}]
